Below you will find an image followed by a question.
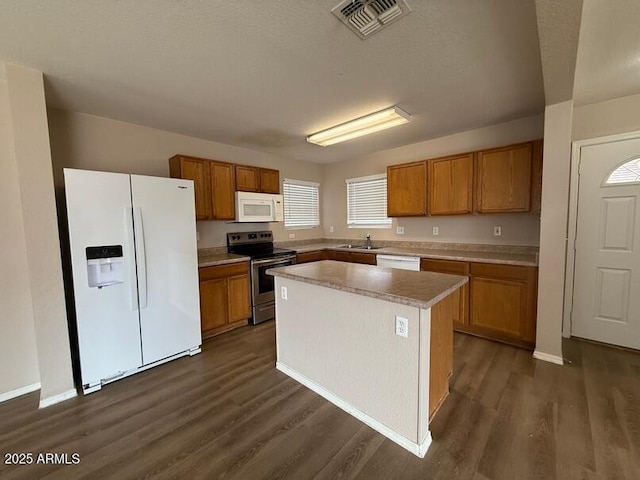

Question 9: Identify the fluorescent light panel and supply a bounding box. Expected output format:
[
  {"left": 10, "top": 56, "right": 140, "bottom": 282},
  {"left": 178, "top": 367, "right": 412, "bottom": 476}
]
[{"left": 307, "top": 106, "right": 411, "bottom": 147}]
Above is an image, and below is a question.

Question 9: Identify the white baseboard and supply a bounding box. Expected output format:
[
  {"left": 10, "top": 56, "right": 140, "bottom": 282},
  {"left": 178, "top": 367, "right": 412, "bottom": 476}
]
[
  {"left": 0, "top": 382, "right": 41, "bottom": 403},
  {"left": 276, "top": 362, "right": 432, "bottom": 458},
  {"left": 533, "top": 350, "right": 564, "bottom": 366},
  {"left": 39, "top": 388, "right": 77, "bottom": 409}
]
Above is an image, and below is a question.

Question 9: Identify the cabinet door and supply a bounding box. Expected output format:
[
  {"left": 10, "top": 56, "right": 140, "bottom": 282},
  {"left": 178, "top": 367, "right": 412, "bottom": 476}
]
[
  {"left": 169, "top": 156, "right": 212, "bottom": 220},
  {"left": 475, "top": 143, "right": 532, "bottom": 213},
  {"left": 469, "top": 277, "right": 528, "bottom": 338},
  {"left": 387, "top": 161, "right": 427, "bottom": 216},
  {"left": 349, "top": 252, "right": 376, "bottom": 265},
  {"left": 235, "top": 165, "right": 260, "bottom": 192},
  {"left": 199, "top": 278, "right": 228, "bottom": 334},
  {"left": 530, "top": 139, "right": 543, "bottom": 214},
  {"left": 428, "top": 154, "right": 473, "bottom": 215},
  {"left": 227, "top": 274, "right": 251, "bottom": 322},
  {"left": 328, "top": 251, "right": 351, "bottom": 262},
  {"left": 259, "top": 168, "right": 280, "bottom": 194},
  {"left": 420, "top": 259, "right": 469, "bottom": 327},
  {"left": 211, "top": 162, "right": 236, "bottom": 220}
]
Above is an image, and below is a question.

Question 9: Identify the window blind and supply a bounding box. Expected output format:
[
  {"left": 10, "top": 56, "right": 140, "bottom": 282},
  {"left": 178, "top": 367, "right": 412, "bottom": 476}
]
[
  {"left": 283, "top": 179, "right": 320, "bottom": 228},
  {"left": 346, "top": 174, "right": 392, "bottom": 227}
]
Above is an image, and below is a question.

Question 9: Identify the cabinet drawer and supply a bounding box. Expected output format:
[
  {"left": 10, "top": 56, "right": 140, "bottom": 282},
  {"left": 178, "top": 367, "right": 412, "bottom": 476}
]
[
  {"left": 421, "top": 258, "right": 469, "bottom": 275},
  {"left": 199, "top": 262, "right": 249, "bottom": 281},
  {"left": 470, "top": 262, "right": 532, "bottom": 281},
  {"left": 297, "top": 251, "right": 326, "bottom": 264}
]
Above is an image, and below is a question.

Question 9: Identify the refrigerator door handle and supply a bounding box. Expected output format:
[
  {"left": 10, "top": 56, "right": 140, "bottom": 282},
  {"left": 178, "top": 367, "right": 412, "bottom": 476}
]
[
  {"left": 125, "top": 207, "right": 138, "bottom": 311},
  {"left": 134, "top": 206, "right": 148, "bottom": 309}
]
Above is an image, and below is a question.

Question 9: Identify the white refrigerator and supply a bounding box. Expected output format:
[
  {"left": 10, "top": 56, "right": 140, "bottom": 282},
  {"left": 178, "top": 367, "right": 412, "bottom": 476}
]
[{"left": 64, "top": 168, "right": 202, "bottom": 394}]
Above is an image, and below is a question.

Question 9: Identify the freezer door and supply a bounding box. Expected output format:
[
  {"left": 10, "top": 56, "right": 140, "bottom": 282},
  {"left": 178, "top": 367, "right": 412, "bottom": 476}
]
[
  {"left": 130, "top": 175, "right": 202, "bottom": 364},
  {"left": 64, "top": 169, "right": 143, "bottom": 388}
]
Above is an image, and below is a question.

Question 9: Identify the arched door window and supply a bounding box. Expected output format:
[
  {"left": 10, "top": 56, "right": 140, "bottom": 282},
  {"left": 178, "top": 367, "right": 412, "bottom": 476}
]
[{"left": 605, "top": 157, "right": 640, "bottom": 185}]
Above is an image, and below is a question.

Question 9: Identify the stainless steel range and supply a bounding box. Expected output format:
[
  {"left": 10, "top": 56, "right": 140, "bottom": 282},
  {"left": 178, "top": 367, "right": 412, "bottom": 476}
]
[{"left": 227, "top": 231, "right": 296, "bottom": 324}]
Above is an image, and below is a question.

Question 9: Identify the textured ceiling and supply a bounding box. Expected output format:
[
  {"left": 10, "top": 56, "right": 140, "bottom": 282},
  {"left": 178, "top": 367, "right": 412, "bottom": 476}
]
[
  {"left": 0, "top": 0, "right": 545, "bottom": 163},
  {"left": 574, "top": 0, "right": 640, "bottom": 106}
]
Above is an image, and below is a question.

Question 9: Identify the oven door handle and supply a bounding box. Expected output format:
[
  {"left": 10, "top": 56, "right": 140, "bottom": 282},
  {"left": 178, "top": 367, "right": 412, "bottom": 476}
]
[{"left": 252, "top": 256, "right": 296, "bottom": 266}]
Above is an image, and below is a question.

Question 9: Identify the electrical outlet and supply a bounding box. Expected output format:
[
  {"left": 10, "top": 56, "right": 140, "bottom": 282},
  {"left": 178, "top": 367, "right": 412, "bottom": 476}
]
[
  {"left": 289, "top": 233, "right": 295, "bottom": 239},
  {"left": 395, "top": 316, "right": 408, "bottom": 338},
  {"left": 330, "top": 226, "right": 334, "bottom": 233},
  {"left": 493, "top": 226, "right": 502, "bottom": 236},
  {"left": 281, "top": 286, "right": 288, "bottom": 300},
  {"left": 396, "top": 226, "right": 405, "bottom": 235},
  {"left": 432, "top": 226, "right": 439, "bottom": 236}
]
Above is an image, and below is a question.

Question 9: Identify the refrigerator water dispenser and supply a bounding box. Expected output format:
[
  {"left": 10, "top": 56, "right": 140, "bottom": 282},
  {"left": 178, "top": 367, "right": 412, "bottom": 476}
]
[{"left": 86, "top": 245, "right": 125, "bottom": 288}]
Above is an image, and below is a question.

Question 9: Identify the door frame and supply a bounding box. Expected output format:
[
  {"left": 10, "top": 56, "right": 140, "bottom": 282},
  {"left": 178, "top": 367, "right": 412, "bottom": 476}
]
[{"left": 563, "top": 130, "right": 640, "bottom": 338}]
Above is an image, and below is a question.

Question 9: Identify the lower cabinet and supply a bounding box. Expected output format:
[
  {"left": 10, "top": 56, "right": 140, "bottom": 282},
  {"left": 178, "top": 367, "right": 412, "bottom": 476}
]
[
  {"left": 421, "top": 258, "right": 537, "bottom": 349},
  {"left": 199, "top": 262, "right": 251, "bottom": 339}
]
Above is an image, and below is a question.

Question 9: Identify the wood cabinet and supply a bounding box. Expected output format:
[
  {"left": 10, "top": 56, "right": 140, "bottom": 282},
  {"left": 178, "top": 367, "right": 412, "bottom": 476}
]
[
  {"left": 428, "top": 153, "right": 473, "bottom": 215},
  {"left": 235, "top": 165, "right": 260, "bottom": 192},
  {"left": 429, "top": 291, "right": 456, "bottom": 419},
  {"left": 170, "top": 155, "right": 280, "bottom": 220},
  {"left": 259, "top": 168, "right": 280, "bottom": 194},
  {"left": 210, "top": 162, "right": 236, "bottom": 220},
  {"left": 296, "top": 250, "right": 328, "bottom": 264},
  {"left": 468, "top": 263, "right": 537, "bottom": 347},
  {"left": 421, "top": 259, "right": 469, "bottom": 328},
  {"left": 387, "top": 161, "right": 427, "bottom": 216},
  {"left": 530, "top": 139, "right": 544, "bottom": 214},
  {"left": 475, "top": 142, "right": 533, "bottom": 213},
  {"left": 235, "top": 165, "right": 280, "bottom": 194},
  {"left": 421, "top": 258, "right": 537, "bottom": 349},
  {"left": 327, "top": 250, "right": 351, "bottom": 262},
  {"left": 199, "top": 262, "right": 251, "bottom": 339},
  {"left": 325, "top": 250, "right": 376, "bottom": 264},
  {"left": 169, "top": 156, "right": 212, "bottom": 220},
  {"left": 169, "top": 155, "right": 236, "bottom": 220}
]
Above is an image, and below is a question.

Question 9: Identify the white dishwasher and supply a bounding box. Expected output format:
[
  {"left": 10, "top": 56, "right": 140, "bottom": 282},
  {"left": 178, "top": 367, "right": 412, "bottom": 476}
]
[{"left": 376, "top": 254, "right": 421, "bottom": 271}]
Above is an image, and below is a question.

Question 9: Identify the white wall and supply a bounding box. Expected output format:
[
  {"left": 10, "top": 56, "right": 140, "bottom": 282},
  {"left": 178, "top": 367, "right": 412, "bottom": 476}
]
[
  {"left": 0, "top": 74, "right": 41, "bottom": 398},
  {"left": 320, "top": 114, "right": 544, "bottom": 246},
  {"left": 535, "top": 100, "right": 573, "bottom": 362},
  {"left": 572, "top": 92, "right": 640, "bottom": 141},
  {"left": 4, "top": 64, "right": 75, "bottom": 403},
  {"left": 47, "top": 109, "right": 324, "bottom": 248}
]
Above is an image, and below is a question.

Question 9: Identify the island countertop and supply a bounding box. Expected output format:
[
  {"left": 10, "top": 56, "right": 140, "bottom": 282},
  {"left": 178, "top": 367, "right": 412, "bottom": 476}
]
[{"left": 268, "top": 260, "right": 467, "bottom": 310}]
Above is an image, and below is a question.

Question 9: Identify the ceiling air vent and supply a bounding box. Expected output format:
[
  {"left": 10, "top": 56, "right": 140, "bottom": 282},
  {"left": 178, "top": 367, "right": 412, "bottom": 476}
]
[{"left": 332, "top": 0, "right": 412, "bottom": 39}]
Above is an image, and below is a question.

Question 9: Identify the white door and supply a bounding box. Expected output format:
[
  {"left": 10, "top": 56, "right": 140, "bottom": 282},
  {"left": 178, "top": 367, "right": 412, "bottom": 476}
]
[
  {"left": 64, "top": 169, "right": 143, "bottom": 388},
  {"left": 130, "top": 175, "right": 201, "bottom": 365},
  {"left": 572, "top": 139, "right": 640, "bottom": 349}
]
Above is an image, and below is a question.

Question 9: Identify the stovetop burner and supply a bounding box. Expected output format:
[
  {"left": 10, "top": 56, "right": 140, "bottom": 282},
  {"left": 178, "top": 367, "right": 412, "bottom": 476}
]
[{"left": 227, "top": 231, "right": 296, "bottom": 260}]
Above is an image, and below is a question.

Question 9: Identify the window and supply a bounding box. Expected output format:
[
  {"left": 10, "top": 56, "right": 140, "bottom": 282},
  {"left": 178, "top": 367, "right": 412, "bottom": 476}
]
[
  {"left": 605, "top": 157, "right": 640, "bottom": 185},
  {"left": 283, "top": 179, "right": 320, "bottom": 229},
  {"left": 346, "top": 174, "right": 392, "bottom": 228}
]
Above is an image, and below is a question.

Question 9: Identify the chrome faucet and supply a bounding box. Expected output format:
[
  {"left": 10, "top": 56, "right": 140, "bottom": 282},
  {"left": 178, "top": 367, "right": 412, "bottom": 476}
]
[{"left": 365, "top": 234, "right": 372, "bottom": 248}]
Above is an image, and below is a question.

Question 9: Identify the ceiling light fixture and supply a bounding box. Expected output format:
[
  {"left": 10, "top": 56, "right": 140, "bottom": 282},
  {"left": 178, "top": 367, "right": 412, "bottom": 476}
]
[{"left": 307, "top": 106, "right": 411, "bottom": 147}]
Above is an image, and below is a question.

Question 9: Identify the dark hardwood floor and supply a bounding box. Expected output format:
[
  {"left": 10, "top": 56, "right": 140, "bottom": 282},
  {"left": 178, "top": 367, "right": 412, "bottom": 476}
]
[{"left": 1, "top": 322, "right": 639, "bottom": 479}]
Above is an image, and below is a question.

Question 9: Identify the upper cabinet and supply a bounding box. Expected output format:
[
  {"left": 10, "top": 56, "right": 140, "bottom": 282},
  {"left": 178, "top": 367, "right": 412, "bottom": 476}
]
[
  {"left": 235, "top": 165, "right": 280, "bottom": 194},
  {"left": 169, "top": 155, "right": 213, "bottom": 220},
  {"left": 259, "top": 168, "right": 280, "bottom": 194},
  {"left": 428, "top": 153, "right": 473, "bottom": 215},
  {"left": 235, "top": 165, "right": 260, "bottom": 192},
  {"left": 387, "top": 161, "right": 427, "bottom": 216},
  {"left": 169, "top": 155, "right": 236, "bottom": 220},
  {"left": 386, "top": 140, "right": 542, "bottom": 217},
  {"left": 474, "top": 142, "right": 533, "bottom": 213},
  {"left": 170, "top": 155, "right": 280, "bottom": 220}
]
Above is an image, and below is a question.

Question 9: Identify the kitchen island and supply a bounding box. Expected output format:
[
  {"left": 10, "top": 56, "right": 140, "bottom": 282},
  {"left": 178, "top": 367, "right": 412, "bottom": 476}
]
[{"left": 267, "top": 260, "right": 467, "bottom": 457}]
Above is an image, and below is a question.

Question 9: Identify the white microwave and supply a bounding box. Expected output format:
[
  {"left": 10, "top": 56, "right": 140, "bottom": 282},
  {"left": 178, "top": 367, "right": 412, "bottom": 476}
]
[{"left": 235, "top": 191, "right": 284, "bottom": 223}]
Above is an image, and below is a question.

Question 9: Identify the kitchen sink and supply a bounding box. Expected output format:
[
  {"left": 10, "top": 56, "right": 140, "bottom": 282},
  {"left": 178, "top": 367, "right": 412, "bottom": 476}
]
[{"left": 338, "top": 244, "right": 384, "bottom": 250}]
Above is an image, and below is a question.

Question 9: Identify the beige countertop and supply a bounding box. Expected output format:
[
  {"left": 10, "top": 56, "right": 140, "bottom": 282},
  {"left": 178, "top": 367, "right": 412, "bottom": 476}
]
[
  {"left": 267, "top": 260, "right": 468, "bottom": 310},
  {"left": 290, "top": 243, "right": 537, "bottom": 266},
  {"left": 198, "top": 252, "right": 250, "bottom": 268}
]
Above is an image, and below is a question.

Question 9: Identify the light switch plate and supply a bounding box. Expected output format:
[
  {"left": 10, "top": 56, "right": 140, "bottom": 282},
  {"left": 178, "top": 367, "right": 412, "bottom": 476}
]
[
  {"left": 396, "top": 226, "right": 405, "bottom": 235},
  {"left": 330, "top": 226, "right": 334, "bottom": 233},
  {"left": 289, "top": 233, "right": 295, "bottom": 239},
  {"left": 493, "top": 226, "right": 502, "bottom": 236}
]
